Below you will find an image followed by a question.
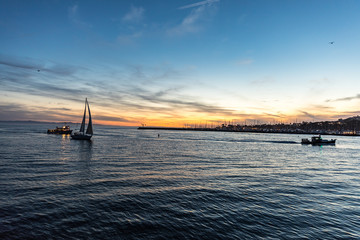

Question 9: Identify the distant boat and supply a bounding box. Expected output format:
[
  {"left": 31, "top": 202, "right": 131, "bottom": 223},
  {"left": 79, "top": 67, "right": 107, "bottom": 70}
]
[
  {"left": 301, "top": 135, "right": 336, "bottom": 145},
  {"left": 47, "top": 124, "right": 72, "bottom": 134},
  {"left": 71, "top": 98, "right": 93, "bottom": 140}
]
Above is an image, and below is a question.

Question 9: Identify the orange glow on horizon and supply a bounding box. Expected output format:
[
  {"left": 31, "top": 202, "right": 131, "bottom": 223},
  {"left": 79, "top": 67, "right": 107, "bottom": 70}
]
[{"left": 91, "top": 112, "right": 343, "bottom": 127}]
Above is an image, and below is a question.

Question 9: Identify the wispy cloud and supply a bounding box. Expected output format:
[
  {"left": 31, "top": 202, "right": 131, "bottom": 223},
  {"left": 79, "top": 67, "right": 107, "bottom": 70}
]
[
  {"left": 117, "top": 6, "right": 145, "bottom": 44},
  {"left": 263, "top": 112, "right": 285, "bottom": 118},
  {"left": 0, "top": 54, "right": 254, "bottom": 125},
  {"left": 250, "top": 77, "right": 275, "bottom": 86},
  {"left": 236, "top": 59, "right": 253, "bottom": 65},
  {"left": 299, "top": 111, "right": 316, "bottom": 119},
  {"left": 326, "top": 94, "right": 360, "bottom": 102},
  {"left": 0, "top": 56, "right": 42, "bottom": 70},
  {"left": 0, "top": 54, "right": 89, "bottom": 103},
  {"left": 117, "top": 31, "right": 143, "bottom": 45},
  {"left": 125, "top": 63, "right": 184, "bottom": 84},
  {"left": 168, "top": 1, "right": 218, "bottom": 36},
  {"left": 1, "top": 54, "right": 230, "bottom": 118},
  {"left": 122, "top": 6, "right": 145, "bottom": 22},
  {"left": 0, "top": 54, "right": 81, "bottom": 76},
  {"left": 178, "top": 0, "right": 220, "bottom": 10},
  {"left": 125, "top": 85, "right": 240, "bottom": 117},
  {"left": 0, "top": 103, "right": 79, "bottom": 122},
  {"left": 94, "top": 115, "right": 132, "bottom": 123},
  {"left": 68, "top": 4, "right": 92, "bottom": 29}
]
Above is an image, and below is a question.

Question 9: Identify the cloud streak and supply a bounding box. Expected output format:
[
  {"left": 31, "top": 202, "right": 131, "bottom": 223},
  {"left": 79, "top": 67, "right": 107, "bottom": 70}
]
[
  {"left": 236, "top": 59, "right": 253, "bottom": 65},
  {"left": 299, "top": 111, "right": 316, "bottom": 119},
  {"left": 168, "top": 0, "right": 218, "bottom": 36},
  {"left": 178, "top": 0, "right": 219, "bottom": 10},
  {"left": 1, "top": 54, "right": 246, "bottom": 124},
  {"left": 326, "top": 94, "right": 360, "bottom": 102},
  {"left": 0, "top": 54, "right": 81, "bottom": 76},
  {"left": 68, "top": 4, "right": 92, "bottom": 29},
  {"left": 122, "top": 6, "right": 145, "bottom": 22}
]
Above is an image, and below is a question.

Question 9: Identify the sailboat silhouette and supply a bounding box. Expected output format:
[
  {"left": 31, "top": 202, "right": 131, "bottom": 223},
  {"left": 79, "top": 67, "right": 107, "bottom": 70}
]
[{"left": 71, "top": 98, "right": 93, "bottom": 140}]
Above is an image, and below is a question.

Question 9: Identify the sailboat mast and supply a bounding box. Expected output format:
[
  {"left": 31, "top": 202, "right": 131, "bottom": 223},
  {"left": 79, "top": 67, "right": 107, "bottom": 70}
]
[{"left": 79, "top": 98, "right": 87, "bottom": 133}]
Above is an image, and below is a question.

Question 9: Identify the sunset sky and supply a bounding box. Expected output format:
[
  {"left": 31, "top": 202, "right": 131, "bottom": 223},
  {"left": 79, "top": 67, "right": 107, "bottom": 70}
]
[{"left": 1, "top": 0, "right": 360, "bottom": 126}]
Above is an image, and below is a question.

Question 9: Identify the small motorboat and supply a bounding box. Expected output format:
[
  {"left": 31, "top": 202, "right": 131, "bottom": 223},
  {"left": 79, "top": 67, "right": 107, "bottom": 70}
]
[
  {"left": 47, "top": 125, "right": 72, "bottom": 134},
  {"left": 301, "top": 135, "right": 336, "bottom": 145}
]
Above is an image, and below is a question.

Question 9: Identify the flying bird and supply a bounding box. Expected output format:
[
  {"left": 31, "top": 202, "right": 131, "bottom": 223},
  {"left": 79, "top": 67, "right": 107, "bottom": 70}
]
[
  {"left": 329, "top": 41, "right": 335, "bottom": 44},
  {"left": 37, "top": 69, "right": 40, "bottom": 72}
]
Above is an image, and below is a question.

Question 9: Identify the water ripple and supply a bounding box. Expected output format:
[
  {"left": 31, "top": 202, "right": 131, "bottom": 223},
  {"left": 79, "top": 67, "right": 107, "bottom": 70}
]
[{"left": 1, "top": 124, "right": 360, "bottom": 239}]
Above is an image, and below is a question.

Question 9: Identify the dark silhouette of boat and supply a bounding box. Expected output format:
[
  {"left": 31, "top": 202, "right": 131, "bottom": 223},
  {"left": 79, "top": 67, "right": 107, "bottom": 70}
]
[
  {"left": 47, "top": 125, "right": 72, "bottom": 134},
  {"left": 301, "top": 135, "right": 336, "bottom": 145},
  {"left": 71, "top": 98, "right": 93, "bottom": 140}
]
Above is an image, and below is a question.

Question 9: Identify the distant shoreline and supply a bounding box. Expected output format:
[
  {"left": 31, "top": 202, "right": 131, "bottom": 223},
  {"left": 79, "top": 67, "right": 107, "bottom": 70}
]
[
  {"left": 0, "top": 120, "right": 76, "bottom": 124},
  {"left": 137, "top": 127, "right": 360, "bottom": 136}
]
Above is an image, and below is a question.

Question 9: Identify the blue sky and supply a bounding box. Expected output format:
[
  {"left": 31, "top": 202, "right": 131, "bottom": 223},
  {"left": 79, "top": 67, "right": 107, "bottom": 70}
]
[{"left": 1, "top": 0, "right": 360, "bottom": 126}]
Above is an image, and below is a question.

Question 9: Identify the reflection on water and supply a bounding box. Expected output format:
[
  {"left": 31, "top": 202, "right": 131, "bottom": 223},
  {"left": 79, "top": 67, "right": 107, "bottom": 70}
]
[
  {"left": 61, "top": 134, "right": 71, "bottom": 150},
  {"left": 77, "top": 140, "right": 93, "bottom": 183},
  {"left": 78, "top": 140, "right": 93, "bottom": 161}
]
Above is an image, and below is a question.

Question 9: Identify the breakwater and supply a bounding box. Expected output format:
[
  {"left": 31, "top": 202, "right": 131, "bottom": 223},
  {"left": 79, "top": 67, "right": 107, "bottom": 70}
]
[{"left": 137, "top": 126, "right": 359, "bottom": 136}]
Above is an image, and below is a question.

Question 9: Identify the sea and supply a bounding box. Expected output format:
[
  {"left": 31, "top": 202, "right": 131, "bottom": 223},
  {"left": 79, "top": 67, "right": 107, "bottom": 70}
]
[{"left": 0, "top": 122, "right": 359, "bottom": 239}]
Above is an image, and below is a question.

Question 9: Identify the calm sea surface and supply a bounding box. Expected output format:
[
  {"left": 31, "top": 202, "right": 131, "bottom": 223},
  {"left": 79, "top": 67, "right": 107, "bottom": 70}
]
[{"left": 0, "top": 122, "right": 359, "bottom": 239}]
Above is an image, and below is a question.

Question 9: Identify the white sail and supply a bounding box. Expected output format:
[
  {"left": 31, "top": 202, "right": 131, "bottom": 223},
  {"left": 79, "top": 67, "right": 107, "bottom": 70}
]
[
  {"left": 79, "top": 98, "right": 87, "bottom": 133},
  {"left": 86, "top": 99, "right": 93, "bottom": 135}
]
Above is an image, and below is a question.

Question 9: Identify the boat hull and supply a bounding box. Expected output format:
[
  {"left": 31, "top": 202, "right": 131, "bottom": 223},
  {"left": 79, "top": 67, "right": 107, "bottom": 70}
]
[
  {"left": 310, "top": 140, "right": 336, "bottom": 145},
  {"left": 47, "top": 129, "right": 72, "bottom": 134},
  {"left": 71, "top": 133, "right": 92, "bottom": 140},
  {"left": 301, "top": 137, "right": 336, "bottom": 145}
]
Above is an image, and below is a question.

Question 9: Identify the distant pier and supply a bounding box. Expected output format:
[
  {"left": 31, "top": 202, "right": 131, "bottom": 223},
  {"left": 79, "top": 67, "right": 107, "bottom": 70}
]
[{"left": 137, "top": 126, "right": 360, "bottom": 136}]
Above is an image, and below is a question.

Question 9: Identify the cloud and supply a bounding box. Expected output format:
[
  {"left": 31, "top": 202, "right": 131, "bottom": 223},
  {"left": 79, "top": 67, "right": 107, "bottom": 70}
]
[
  {"left": 68, "top": 4, "right": 92, "bottom": 29},
  {"left": 0, "top": 56, "right": 42, "bottom": 70},
  {"left": 263, "top": 112, "right": 285, "bottom": 118},
  {"left": 168, "top": 1, "right": 218, "bottom": 36},
  {"left": 117, "top": 31, "right": 143, "bottom": 45},
  {"left": 117, "top": 6, "right": 145, "bottom": 44},
  {"left": 333, "top": 111, "right": 360, "bottom": 119},
  {"left": 178, "top": 0, "right": 220, "bottom": 10},
  {"left": 125, "top": 63, "right": 184, "bottom": 84},
  {"left": 122, "top": 6, "right": 145, "bottom": 22},
  {"left": 0, "top": 54, "right": 80, "bottom": 76},
  {"left": 0, "top": 54, "right": 91, "bottom": 104},
  {"left": 236, "top": 59, "right": 253, "bottom": 65},
  {"left": 250, "top": 77, "right": 275, "bottom": 86},
  {"left": 0, "top": 54, "right": 82, "bottom": 74},
  {"left": 0, "top": 103, "right": 79, "bottom": 122},
  {"left": 52, "top": 108, "right": 72, "bottom": 111},
  {"left": 326, "top": 94, "right": 360, "bottom": 102},
  {"left": 94, "top": 115, "right": 132, "bottom": 122},
  {"left": 125, "top": 85, "right": 241, "bottom": 117},
  {"left": 0, "top": 54, "right": 250, "bottom": 124},
  {"left": 299, "top": 111, "right": 316, "bottom": 119}
]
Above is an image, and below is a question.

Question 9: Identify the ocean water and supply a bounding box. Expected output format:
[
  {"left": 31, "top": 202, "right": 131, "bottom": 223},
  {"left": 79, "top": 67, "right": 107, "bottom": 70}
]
[{"left": 0, "top": 122, "right": 359, "bottom": 239}]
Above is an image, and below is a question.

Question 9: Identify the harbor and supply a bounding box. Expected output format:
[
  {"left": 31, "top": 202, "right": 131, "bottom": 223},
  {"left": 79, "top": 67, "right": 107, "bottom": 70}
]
[{"left": 138, "top": 116, "right": 360, "bottom": 136}]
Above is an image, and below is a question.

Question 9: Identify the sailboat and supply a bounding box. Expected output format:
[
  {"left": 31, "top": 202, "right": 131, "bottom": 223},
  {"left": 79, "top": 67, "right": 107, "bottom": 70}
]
[{"left": 71, "top": 98, "right": 93, "bottom": 140}]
